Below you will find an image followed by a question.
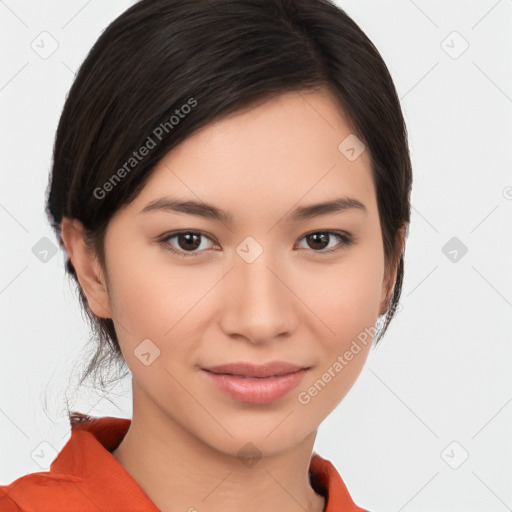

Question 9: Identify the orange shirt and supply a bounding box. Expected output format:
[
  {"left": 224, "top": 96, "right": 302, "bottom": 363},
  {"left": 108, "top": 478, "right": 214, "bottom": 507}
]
[{"left": 0, "top": 414, "right": 367, "bottom": 511}]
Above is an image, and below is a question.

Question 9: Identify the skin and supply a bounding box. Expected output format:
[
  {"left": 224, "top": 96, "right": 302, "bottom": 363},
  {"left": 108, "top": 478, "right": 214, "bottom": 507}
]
[{"left": 61, "top": 87, "right": 404, "bottom": 512}]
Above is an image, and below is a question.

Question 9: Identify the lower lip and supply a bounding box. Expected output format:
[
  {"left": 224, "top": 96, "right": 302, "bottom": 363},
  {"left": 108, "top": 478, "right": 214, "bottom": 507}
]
[{"left": 202, "top": 369, "right": 308, "bottom": 405}]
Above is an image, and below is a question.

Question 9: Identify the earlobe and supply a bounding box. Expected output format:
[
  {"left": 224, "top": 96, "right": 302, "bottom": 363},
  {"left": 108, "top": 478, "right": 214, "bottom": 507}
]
[{"left": 60, "top": 217, "right": 113, "bottom": 319}]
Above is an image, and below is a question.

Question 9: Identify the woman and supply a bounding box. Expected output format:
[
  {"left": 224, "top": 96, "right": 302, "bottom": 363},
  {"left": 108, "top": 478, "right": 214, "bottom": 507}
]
[{"left": 0, "top": 0, "right": 411, "bottom": 510}]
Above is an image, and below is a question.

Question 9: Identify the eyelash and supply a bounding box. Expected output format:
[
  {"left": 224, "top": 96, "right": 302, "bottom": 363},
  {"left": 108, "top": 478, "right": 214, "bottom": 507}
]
[{"left": 158, "top": 230, "right": 354, "bottom": 258}]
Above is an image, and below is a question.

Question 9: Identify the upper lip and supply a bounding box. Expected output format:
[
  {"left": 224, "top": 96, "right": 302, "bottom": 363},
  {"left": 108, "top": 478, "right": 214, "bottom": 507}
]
[{"left": 202, "top": 361, "right": 310, "bottom": 378}]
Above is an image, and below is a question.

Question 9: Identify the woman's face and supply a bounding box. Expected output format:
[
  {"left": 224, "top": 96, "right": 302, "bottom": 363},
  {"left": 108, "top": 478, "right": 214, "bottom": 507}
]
[{"left": 84, "top": 88, "right": 394, "bottom": 456}]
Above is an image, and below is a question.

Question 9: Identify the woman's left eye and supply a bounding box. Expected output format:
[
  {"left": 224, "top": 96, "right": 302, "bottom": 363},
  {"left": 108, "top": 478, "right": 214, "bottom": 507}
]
[
  {"left": 296, "top": 231, "right": 353, "bottom": 253},
  {"left": 158, "top": 230, "right": 353, "bottom": 258}
]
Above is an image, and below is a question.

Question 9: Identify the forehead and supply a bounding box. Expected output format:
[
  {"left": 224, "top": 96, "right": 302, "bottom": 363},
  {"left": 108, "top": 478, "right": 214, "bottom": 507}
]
[{"left": 128, "top": 88, "right": 376, "bottom": 221}]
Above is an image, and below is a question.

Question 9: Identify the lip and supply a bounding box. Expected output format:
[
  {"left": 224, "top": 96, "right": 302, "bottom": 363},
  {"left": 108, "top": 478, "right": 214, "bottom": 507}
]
[
  {"left": 202, "top": 369, "right": 308, "bottom": 404},
  {"left": 202, "top": 361, "right": 308, "bottom": 378},
  {"left": 201, "top": 361, "right": 310, "bottom": 405}
]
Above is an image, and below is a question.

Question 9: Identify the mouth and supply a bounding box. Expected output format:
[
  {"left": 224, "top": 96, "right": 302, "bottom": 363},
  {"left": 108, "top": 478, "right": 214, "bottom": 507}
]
[
  {"left": 203, "top": 369, "right": 306, "bottom": 379},
  {"left": 201, "top": 367, "right": 310, "bottom": 405},
  {"left": 202, "top": 361, "right": 311, "bottom": 379}
]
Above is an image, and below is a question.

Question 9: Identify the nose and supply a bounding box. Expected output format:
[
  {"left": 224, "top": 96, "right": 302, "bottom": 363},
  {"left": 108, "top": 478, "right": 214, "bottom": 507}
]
[{"left": 219, "top": 249, "right": 296, "bottom": 345}]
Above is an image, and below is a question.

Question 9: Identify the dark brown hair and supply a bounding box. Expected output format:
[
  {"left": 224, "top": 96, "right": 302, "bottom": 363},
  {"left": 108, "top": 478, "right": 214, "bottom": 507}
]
[{"left": 46, "top": 0, "right": 412, "bottom": 393}]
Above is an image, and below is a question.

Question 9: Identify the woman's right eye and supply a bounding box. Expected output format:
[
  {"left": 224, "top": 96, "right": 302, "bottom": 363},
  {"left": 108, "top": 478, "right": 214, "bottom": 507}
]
[{"left": 159, "top": 231, "right": 217, "bottom": 258}]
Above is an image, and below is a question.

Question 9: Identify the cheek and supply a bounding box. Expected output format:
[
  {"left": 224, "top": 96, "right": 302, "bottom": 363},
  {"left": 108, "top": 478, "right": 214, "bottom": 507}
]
[
  {"left": 109, "top": 262, "right": 196, "bottom": 335},
  {"left": 298, "top": 250, "right": 384, "bottom": 342},
  {"left": 296, "top": 260, "right": 381, "bottom": 415},
  {"left": 105, "top": 244, "right": 215, "bottom": 368}
]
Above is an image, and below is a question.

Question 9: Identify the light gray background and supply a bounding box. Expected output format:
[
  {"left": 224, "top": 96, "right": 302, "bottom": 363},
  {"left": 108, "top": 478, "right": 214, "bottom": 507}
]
[{"left": 1, "top": 1, "right": 511, "bottom": 510}]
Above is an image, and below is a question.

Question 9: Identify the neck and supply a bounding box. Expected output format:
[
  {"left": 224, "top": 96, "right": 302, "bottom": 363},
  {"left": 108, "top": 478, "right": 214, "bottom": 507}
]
[{"left": 111, "top": 386, "right": 326, "bottom": 512}]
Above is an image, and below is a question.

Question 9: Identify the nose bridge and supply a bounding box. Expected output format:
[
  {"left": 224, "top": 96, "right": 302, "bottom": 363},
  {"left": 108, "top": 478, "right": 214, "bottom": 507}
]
[{"left": 221, "top": 241, "right": 294, "bottom": 342}]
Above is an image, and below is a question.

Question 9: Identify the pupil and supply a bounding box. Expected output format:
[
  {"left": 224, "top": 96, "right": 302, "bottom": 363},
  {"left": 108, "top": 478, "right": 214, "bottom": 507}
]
[
  {"left": 309, "top": 233, "right": 328, "bottom": 250},
  {"left": 179, "top": 233, "right": 200, "bottom": 251}
]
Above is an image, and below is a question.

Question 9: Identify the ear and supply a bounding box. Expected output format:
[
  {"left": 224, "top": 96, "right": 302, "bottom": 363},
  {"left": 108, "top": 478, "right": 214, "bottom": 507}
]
[
  {"left": 60, "top": 217, "right": 113, "bottom": 319},
  {"left": 379, "top": 222, "right": 407, "bottom": 316}
]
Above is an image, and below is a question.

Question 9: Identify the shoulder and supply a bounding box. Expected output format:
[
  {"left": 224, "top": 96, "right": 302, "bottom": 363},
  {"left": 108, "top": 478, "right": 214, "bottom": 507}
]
[
  {"left": 0, "top": 412, "right": 129, "bottom": 512},
  {"left": 0, "top": 487, "right": 19, "bottom": 512},
  {"left": 0, "top": 413, "right": 152, "bottom": 512},
  {"left": 0, "top": 469, "right": 86, "bottom": 512}
]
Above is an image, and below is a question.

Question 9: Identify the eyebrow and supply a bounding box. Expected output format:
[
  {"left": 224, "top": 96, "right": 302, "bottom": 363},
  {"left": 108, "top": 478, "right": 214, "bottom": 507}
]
[{"left": 138, "top": 195, "right": 367, "bottom": 224}]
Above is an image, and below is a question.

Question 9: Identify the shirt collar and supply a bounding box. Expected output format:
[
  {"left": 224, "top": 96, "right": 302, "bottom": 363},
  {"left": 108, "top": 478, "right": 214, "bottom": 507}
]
[
  {"left": 51, "top": 413, "right": 159, "bottom": 510},
  {"left": 50, "top": 413, "right": 365, "bottom": 511}
]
